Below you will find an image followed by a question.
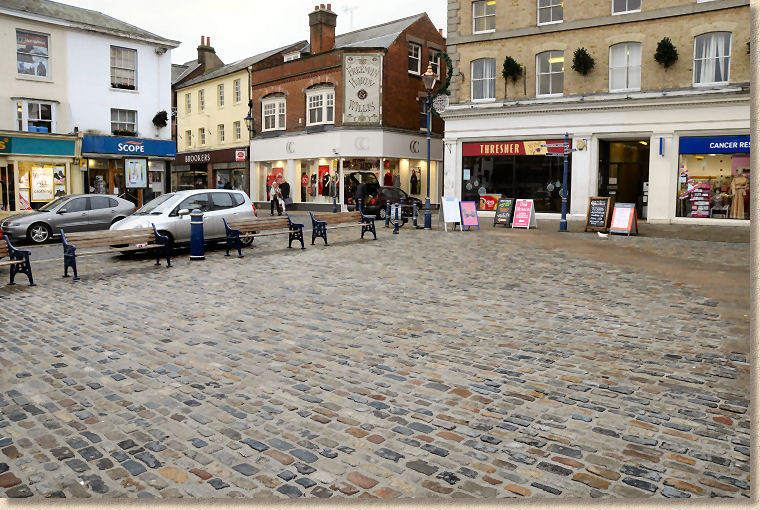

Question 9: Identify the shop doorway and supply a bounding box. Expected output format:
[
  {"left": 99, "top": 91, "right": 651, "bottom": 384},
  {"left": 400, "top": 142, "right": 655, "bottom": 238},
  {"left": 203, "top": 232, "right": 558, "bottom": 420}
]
[{"left": 598, "top": 140, "right": 650, "bottom": 218}]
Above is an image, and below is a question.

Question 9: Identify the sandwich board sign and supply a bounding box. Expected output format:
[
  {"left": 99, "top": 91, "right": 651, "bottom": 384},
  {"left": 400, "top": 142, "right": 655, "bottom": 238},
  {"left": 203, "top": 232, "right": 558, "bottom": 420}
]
[
  {"left": 441, "top": 196, "right": 461, "bottom": 232},
  {"left": 609, "top": 202, "right": 639, "bottom": 235},
  {"left": 584, "top": 196, "right": 612, "bottom": 232},
  {"left": 459, "top": 201, "right": 480, "bottom": 231},
  {"left": 493, "top": 197, "right": 515, "bottom": 227},
  {"left": 512, "top": 199, "right": 537, "bottom": 229}
]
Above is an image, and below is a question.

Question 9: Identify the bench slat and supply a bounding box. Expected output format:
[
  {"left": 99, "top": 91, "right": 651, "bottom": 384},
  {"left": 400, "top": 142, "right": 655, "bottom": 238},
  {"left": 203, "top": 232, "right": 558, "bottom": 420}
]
[
  {"left": 75, "top": 243, "right": 162, "bottom": 257},
  {"left": 228, "top": 220, "right": 291, "bottom": 231},
  {"left": 64, "top": 228, "right": 154, "bottom": 242},
  {"left": 313, "top": 212, "right": 363, "bottom": 224},
  {"left": 0, "top": 260, "right": 23, "bottom": 267}
]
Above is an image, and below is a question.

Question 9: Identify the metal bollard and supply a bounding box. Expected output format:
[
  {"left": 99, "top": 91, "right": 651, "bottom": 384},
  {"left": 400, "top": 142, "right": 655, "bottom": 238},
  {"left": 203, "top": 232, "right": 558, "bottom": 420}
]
[
  {"left": 357, "top": 197, "right": 362, "bottom": 214},
  {"left": 385, "top": 202, "right": 391, "bottom": 228},
  {"left": 332, "top": 194, "right": 337, "bottom": 213},
  {"left": 392, "top": 203, "right": 400, "bottom": 234},
  {"left": 413, "top": 203, "right": 418, "bottom": 228},
  {"left": 189, "top": 209, "right": 204, "bottom": 260}
]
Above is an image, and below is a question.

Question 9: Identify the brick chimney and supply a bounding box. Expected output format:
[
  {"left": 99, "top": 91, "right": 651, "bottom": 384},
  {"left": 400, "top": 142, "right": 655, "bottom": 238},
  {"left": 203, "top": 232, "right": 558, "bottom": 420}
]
[
  {"left": 309, "top": 4, "right": 337, "bottom": 54},
  {"left": 197, "top": 35, "right": 224, "bottom": 72}
]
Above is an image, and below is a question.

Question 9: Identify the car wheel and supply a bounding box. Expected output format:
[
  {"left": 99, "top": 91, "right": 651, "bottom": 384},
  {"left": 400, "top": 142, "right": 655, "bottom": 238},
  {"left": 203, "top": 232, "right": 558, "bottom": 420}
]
[{"left": 27, "top": 222, "right": 51, "bottom": 244}]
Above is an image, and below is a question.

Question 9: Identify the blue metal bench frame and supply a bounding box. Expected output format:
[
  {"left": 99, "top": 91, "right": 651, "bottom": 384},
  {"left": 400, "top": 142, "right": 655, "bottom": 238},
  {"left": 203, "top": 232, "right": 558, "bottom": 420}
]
[
  {"left": 1, "top": 235, "right": 35, "bottom": 286},
  {"left": 62, "top": 224, "right": 170, "bottom": 281},
  {"left": 309, "top": 211, "right": 377, "bottom": 246},
  {"left": 223, "top": 214, "right": 305, "bottom": 258}
]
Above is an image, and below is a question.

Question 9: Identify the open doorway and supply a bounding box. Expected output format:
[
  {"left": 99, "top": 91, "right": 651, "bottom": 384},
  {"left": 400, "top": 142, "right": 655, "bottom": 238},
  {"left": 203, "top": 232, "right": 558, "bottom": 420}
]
[{"left": 598, "top": 140, "right": 650, "bottom": 218}]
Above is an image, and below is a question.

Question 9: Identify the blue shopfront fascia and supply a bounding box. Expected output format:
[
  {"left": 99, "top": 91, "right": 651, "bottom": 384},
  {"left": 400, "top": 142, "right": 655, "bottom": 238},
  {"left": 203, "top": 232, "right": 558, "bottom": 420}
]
[
  {"left": 81, "top": 135, "right": 176, "bottom": 157},
  {"left": 0, "top": 136, "right": 76, "bottom": 156},
  {"left": 679, "top": 135, "right": 750, "bottom": 155}
]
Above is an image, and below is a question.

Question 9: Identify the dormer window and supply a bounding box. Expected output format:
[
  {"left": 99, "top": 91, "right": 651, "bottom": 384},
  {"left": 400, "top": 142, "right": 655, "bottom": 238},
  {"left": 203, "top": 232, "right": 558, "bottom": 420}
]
[{"left": 284, "top": 51, "right": 301, "bottom": 62}]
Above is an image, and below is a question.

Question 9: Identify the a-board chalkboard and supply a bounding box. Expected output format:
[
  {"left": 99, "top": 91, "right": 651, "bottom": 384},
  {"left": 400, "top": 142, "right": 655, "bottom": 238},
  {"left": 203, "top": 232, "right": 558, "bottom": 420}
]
[
  {"left": 584, "top": 197, "right": 611, "bottom": 232},
  {"left": 493, "top": 198, "right": 515, "bottom": 227}
]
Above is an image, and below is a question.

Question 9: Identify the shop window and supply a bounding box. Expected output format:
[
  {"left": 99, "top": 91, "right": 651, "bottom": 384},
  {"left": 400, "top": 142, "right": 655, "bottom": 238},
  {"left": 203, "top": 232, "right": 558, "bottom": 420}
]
[
  {"left": 429, "top": 51, "right": 440, "bottom": 78},
  {"left": 536, "top": 51, "right": 564, "bottom": 96},
  {"left": 218, "top": 123, "right": 225, "bottom": 142},
  {"left": 110, "top": 46, "right": 137, "bottom": 90},
  {"left": 473, "top": 1, "right": 496, "bottom": 33},
  {"left": 677, "top": 147, "right": 749, "bottom": 220},
  {"left": 538, "top": 0, "right": 563, "bottom": 25},
  {"left": 185, "top": 93, "right": 191, "bottom": 113},
  {"left": 306, "top": 87, "right": 335, "bottom": 126},
  {"left": 234, "top": 121, "right": 241, "bottom": 140},
  {"left": 218, "top": 84, "right": 224, "bottom": 107},
  {"left": 199, "top": 89, "right": 205, "bottom": 111},
  {"left": 612, "top": 0, "right": 641, "bottom": 14},
  {"left": 16, "top": 100, "right": 55, "bottom": 133},
  {"left": 199, "top": 127, "right": 205, "bottom": 145},
  {"left": 110, "top": 108, "right": 136, "bottom": 135},
  {"left": 262, "top": 96, "right": 286, "bottom": 131},
  {"left": 234, "top": 79, "right": 241, "bottom": 103},
  {"left": 609, "top": 42, "right": 641, "bottom": 91},
  {"left": 694, "top": 32, "right": 731, "bottom": 86},
  {"left": 17, "top": 29, "right": 49, "bottom": 78},
  {"left": 408, "top": 43, "right": 421, "bottom": 74},
  {"left": 471, "top": 58, "right": 496, "bottom": 101}
]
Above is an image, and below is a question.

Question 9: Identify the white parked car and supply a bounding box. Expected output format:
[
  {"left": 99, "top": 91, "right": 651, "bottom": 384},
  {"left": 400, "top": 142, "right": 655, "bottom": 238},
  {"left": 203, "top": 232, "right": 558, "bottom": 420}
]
[{"left": 110, "top": 189, "right": 257, "bottom": 247}]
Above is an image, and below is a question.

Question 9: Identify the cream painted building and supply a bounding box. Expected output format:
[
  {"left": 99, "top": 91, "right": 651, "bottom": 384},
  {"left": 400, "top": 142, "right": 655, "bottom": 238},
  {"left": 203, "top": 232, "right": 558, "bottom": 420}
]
[{"left": 442, "top": 0, "right": 750, "bottom": 225}]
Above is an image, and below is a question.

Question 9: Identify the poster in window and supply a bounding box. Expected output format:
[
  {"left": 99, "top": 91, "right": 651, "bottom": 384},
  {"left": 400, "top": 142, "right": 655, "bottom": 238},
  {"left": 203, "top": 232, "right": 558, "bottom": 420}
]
[
  {"left": 53, "top": 166, "right": 65, "bottom": 184},
  {"left": 18, "top": 189, "right": 31, "bottom": 210},
  {"left": 31, "top": 165, "right": 54, "bottom": 201},
  {"left": 125, "top": 158, "right": 147, "bottom": 188},
  {"left": 17, "top": 31, "right": 49, "bottom": 77},
  {"left": 343, "top": 53, "right": 382, "bottom": 125},
  {"left": 18, "top": 169, "right": 29, "bottom": 188},
  {"left": 54, "top": 184, "right": 66, "bottom": 197}
]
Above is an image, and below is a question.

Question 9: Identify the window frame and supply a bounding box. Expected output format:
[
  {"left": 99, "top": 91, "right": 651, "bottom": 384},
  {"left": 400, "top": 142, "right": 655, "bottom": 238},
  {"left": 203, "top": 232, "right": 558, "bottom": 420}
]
[
  {"left": 608, "top": 42, "right": 642, "bottom": 92},
  {"left": 110, "top": 45, "right": 137, "bottom": 90},
  {"left": 185, "top": 93, "right": 191, "bottom": 113},
  {"left": 218, "top": 83, "right": 224, "bottom": 107},
  {"left": 261, "top": 96, "right": 286, "bottom": 131},
  {"left": 218, "top": 123, "right": 225, "bottom": 143},
  {"left": 472, "top": 0, "right": 496, "bottom": 34},
  {"left": 234, "top": 79, "right": 241, "bottom": 103},
  {"left": 693, "top": 31, "right": 732, "bottom": 86},
  {"left": 470, "top": 58, "right": 496, "bottom": 102},
  {"left": 16, "top": 100, "right": 56, "bottom": 133},
  {"left": 408, "top": 43, "right": 422, "bottom": 75},
  {"left": 16, "top": 29, "right": 50, "bottom": 79},
  {"left": 537, "top": 0, "right": 564, "bottom": 26},
  {"left": 199, "top": 89, "right": 205, "bottom": 111},
  {"left": 199, "top": 127, "right": 206, "bottom": 145},
  {"left": 306, "top": 87, "right": 335, "bottom": 126},
  {"left": 185, "top": 129, "right": 192, "bottom": 148},
  {"left": 429, "top": 51, "right": 441, "bottom": 78},
  {"left": 612, "top": 0, "right": 642, "bottom": 15},
  {"left": 110, "top": 108, "right": 136, "bottom": 135},
  {"left": 536, "top": 50, "right": 564, "bottom": 97},
  {"left": 234, "top": 120, "right": 241, "bottom": 140}
]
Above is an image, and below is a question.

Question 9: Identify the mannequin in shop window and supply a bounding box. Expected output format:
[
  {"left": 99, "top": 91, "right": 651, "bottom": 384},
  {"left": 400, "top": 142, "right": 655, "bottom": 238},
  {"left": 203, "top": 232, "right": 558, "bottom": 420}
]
[
  {"left": 301, "top": 172, "right": 308, "bottom": 201},
  {"left": 384, "top": 170, "right": 393, "bottom": 186},
  {"left": 310, "top": 173, "right": 317, "bottom": 196},
  {"left": 322, "top": 172, "right": 330, "bottom": 197},
  {"left": 410, "top": 170, "right": 419, "bottom": 195},
  {"left": 729, "top": 170, "right": 749, "bottom": 219}
]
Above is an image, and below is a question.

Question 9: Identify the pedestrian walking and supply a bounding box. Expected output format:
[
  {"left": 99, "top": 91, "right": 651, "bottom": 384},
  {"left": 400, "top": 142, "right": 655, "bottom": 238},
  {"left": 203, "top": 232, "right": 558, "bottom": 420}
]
[{"left": 270, "top": 181, "right": 282, "bottom": 216}]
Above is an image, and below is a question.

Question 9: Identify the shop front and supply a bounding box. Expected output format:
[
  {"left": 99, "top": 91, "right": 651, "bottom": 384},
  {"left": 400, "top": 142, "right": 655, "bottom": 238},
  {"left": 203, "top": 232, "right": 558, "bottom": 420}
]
[
  {"left": 0, "top": 132, "right": 78, "bottom": 211},
  {"left": 81, "top": 135, "right": 176, "bottom": 208},
  {"left": 676, "top": 135, "right": 750, "bottom": 221},
  {"left": 172, "top": 147, "right": 249, "bottom": 194}
]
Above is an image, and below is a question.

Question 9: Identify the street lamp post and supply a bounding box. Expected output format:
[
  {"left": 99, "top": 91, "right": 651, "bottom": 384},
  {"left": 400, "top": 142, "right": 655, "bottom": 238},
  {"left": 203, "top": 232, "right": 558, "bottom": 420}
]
[
  {"left": 244, "top": 104, "right": 255, "bottom": 202},
  {"left": 421, "top": 63, "right": 437, "bottom": 230}
]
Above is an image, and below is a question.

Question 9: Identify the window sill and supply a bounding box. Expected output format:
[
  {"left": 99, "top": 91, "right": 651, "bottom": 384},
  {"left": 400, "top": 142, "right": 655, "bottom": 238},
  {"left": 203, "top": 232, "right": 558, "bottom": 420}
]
[
  {"left": 16, "top": 75, "right": 52, "bottom": 83},
  {"left": 612, "top": 10, "right": 641, "bottom": 16},
  {"left": 537, "top": 20, "right": 563, "bottom": 27},
  {"left": 473, "top": 29, "right": 495, "bottom": 35},
  {"left": 536, "top": 93, "right": 563, "bottom": 98},
  {"left": 471, "top": 98, "right": 496, "bottom": 103},
  {"left": 609, "top": 87, "right": 641, "bottom": 93},
  {"left": 110, "top": 87, "right": 139, "bottom": 94},
  {"left": 693, "top": 81, "right": 730, "bottom": 87},
  {"left": 408, "top": 70, "right": 421, "bottom": 76}
]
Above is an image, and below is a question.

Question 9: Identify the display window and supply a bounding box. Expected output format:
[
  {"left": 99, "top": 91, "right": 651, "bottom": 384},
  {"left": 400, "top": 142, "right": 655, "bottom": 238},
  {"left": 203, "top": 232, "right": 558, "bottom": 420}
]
[
  {"left": 16, "top": 161, "right": 67, "bottom": 209},
  {"left": 215, "top": 168, "right": 247, "bottom": 192},
  {"left": 172, "top": 165, "right": 208, "bottom": 191},
  {"left": 300, "top": 159, "right": 339, "bottom": 203}
]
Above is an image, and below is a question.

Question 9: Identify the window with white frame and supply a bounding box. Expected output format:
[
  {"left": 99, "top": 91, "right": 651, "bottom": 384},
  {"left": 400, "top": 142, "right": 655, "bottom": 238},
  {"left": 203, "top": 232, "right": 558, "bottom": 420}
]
[
  {"left": 185, "top": 129, "right": 192, "bottom": 148},
  {"left": 284, "top": 51, "right": 301, "bottom": 62},
  {"left": 609, "top": 42, "right": 641, "bottom": 91},
  {"left": 218, "top": 124, "right": 225, "bottom": 142},
  {"left": 538, "top": 0, "right": 563, "bottom": 25},
  {"left": 262, "top": 97, "right": 286, "bottom": 131},
  {"left": 612, "top": 0, "right": 641, "bottom": 14},
  {"left": 199, "top": 89, "right": 205, "bottom": 111},
  {"left": 536, "top": 50, "right": 564, "bottom": 96},
  {"left": 694, "top": 32, "right": 731, "bottom": 85},
  {"left": 110, "top": 108, "right": 136, "bottom": 134},
  {"left": 185, "top": 93, "right": 191, "bottom": 113},
  {"left": 409, "top": 43, "right": 421, "bottom": 74},
  {"left": 199, "top": 127, "right": 206, "bottom": 145},
  {"left": 218, "top": 84, "right": 224, "bottom": 107},
  {"left": 110, "top": 46, "right": 137, "bottom": 89},
  {"left": 16, "top": 30, "right": 49, "bottom": 78},
  {"left": 473, "top": 1, "right": 496, "bottom": 33},
  {"left": 306, "top": 87, "right": 335, "bottom": 126},
  {"left": 234, "top": 79, "right": 241, "bottom": 103},
  {"left": 471, "top": 58, "right": 496, "bottom": 101},
  {"left": 429, "top": 51, "right": 440, "bottom": 78},
  {"left": 16, "top": 100, "right": 55, "bottom": 132},
  {"left": 234, "top": 121, "right": 241, "bottom": 140}
]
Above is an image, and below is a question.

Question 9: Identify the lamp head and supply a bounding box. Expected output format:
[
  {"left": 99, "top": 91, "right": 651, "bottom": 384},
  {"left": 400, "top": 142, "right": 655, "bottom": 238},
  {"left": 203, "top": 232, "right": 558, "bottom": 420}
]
[{"left": 422, "top": 62, "right": 437, "bottom": 91}]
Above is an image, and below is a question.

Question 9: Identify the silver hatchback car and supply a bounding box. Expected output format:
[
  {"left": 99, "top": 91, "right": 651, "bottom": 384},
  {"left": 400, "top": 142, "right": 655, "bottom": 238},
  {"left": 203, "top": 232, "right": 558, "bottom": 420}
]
[
  {"left": 110, "top": 189, "right": 257, "bottom": 246},
  {"left": 0, "top": 194, "right": 136, "bottom": 244}
]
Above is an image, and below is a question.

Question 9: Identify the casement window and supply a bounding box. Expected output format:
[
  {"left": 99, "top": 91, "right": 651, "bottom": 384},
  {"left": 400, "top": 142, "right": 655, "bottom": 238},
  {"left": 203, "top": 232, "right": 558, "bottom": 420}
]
[
  {"left": 234, "top": 121, "right": 241, "bottom": 140},
  {"left": 429, "top": 51, "right": 440, "bottom": 78},
  {"left": 471, "top": 58, "right": 496, "bottom": 101},
  {"left": 262, "top": 97, "right": 286, "bottom": 131},
  {"left": 538, "top": 0, "right": 563, "bottom": 25},
  {"left": 408, "top": 43, "right": 421, "bottom": 74},
  {"left": 218, "top": 84, "right": 225, "bottom": 107},
  {"left": 199, "top": 89, "right": 205, "bottom": 111},
  {"left": 234, "top": 79, "right": 241, "bottom": 103},
  {"left": 473, "top": 1, "right": 496, "bottom": 33},
  {"left": 609, "top": 42, "right": 641, "bottom": 91},
  {"left": 185, "top": 129, "right": 192, "bottom": 148},
  {"left": 612, "top": 0, "right": 641, "bottom": 14},
  {"left": 17, "top": 30, "right": 49, "bottom": 78},
  {"left": 110, "top": 108, "right": 136, "bottom": 134},
  {"left": 306, "top": 87, "right": 335, "bottom": 126},
  {"left": 218, "top": 124, "right": 225, "bottom": 142},
  {"left": 185, "top": 93, "right": 191, "bottom": 113},
  {"left": 199, "top": 127, "right": 206, "bottom": 145},
  {"left": 694, "top": 32, "right": 731, "bottom": 85},
  {"left": 419, "top": 95, "right": 429, "bottom": 130},
  {"left": 110, "top": 46, "right": 137, "bottom": 90},
  {"left": 536, "top": 50, "right": 564, "bottom": 96},
  {"left": 16, "top": 100, "right": 55, "bottom": 132}
]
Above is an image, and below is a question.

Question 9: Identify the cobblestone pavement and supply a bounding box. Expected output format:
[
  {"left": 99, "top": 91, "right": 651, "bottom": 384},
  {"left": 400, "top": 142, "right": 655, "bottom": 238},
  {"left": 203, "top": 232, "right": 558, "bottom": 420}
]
[{"left": 0, "top": 218, "right": 750, "bottom": 500}]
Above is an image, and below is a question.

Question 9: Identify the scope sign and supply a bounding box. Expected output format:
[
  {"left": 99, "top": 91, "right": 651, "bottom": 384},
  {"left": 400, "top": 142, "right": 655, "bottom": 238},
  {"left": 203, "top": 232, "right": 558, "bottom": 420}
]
[{"left": 117, "top": 142, "right": 145, "bottom": 153}]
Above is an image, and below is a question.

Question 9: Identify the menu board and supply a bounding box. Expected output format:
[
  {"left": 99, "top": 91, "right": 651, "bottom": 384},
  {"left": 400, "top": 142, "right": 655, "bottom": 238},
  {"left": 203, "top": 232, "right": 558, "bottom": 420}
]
[
  {"left": 584, "top": 197, "right": 611, "bottom": 232},
  {"left": 459, "top": 201, "right": 480, "bottom": 231},
  {"left": 609, "top": 202, "right": 638, "bottom": 235},
  {"left": 494, "top": 198, "right": 515, "bottom": 226},
  {"left": 512, "top": 199, "right": 537, "bottom": 229}
]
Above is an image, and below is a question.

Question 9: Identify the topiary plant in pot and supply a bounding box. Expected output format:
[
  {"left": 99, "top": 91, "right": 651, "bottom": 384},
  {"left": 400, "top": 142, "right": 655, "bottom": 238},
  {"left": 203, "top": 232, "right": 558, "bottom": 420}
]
[
  {"left": 571, "top": 47, "right": 595, "bottom": 76},
  {"left": 502, "top": 56, "right": 522, "bottom": 98},
  {"left": 654, "top": 37, "right": 679, "bottom": 69}
]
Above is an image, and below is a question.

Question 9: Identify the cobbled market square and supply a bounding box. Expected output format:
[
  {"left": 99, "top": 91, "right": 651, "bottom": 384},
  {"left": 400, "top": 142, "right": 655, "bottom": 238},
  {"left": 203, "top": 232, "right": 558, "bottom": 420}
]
[{"left": 0, "top": 219, "right": 751, "bottom": 500}]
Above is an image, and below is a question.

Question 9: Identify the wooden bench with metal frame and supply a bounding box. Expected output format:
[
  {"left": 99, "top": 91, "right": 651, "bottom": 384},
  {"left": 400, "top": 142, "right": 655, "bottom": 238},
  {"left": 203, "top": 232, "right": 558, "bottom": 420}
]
[
  {"left": 309, "top": 211, "right": 377, "bottom": 246},
  {"left": 223, "top": 214, "right": 305, "bottom": 258},
  {"left": 0, "top": 236, "right": 35, "bottom": 286},
  {"left": 60, "top": 225, "right": 171, "bottom": 281}
]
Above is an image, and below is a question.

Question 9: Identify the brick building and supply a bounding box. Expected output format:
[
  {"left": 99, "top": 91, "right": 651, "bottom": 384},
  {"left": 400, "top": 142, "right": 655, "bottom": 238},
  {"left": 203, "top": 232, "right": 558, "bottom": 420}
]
[
  {"left": 441, "top": 0, "right": 750, "bottom": 225},
  {"left": 249, "top": 5, "right": 446, "bottom": 210}
]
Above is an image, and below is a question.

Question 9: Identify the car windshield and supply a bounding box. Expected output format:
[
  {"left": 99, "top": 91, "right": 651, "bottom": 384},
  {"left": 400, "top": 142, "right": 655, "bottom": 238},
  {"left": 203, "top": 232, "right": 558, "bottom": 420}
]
[
  {"left": 134, "top": 193, "right": 176, "bottom": 215},
  {"left": 38, "top": 196, "right": 69, "bottom": 212}
]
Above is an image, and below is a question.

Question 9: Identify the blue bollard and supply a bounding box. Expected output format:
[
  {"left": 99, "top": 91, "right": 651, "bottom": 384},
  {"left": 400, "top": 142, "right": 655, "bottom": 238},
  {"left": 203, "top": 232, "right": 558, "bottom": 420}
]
[
  {"left": 189, "top": 208, "right": 204, "bottom": 260},
  {"left": 385, "top": 202, "right": 391, "bottom": 228},
  {"left": 357, "top": 197, "right": 362, "bottom": 214},
  {"left": 413, "top": 203, "right": 418, "bottom": 228},
  {"left": 392, "top": 203, "right": 400, "bottom": 234}
]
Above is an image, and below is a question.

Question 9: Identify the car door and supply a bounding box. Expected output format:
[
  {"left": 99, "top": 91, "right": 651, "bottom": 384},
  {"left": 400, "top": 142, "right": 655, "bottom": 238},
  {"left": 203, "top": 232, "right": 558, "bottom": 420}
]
[
  {"left": 56, "top": 197, "right": 90, "bottom": 233},
  {"left": 88, "top": 195, "right": 116, "bottom": 230},
  {"left": 206, "top": 191, "right": 236, "bottom": 239},
  {"left": 172, "top": 193, "right": 210, "bottom": 242}
]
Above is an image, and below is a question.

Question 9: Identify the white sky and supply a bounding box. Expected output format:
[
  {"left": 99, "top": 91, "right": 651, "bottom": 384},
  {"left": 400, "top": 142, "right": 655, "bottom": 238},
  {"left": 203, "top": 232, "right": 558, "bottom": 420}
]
[{"left": 59, "top": 0, "right": 448, "bottom": 65}]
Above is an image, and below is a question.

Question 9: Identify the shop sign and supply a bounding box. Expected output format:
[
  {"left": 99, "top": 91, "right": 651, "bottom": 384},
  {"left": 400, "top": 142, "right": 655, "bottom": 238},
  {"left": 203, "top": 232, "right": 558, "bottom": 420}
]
[
  {"left": 679, "top": 135, "right": 750, "bottom": 154},
  {"left": 82, "top": 136, "right": 176, "bottom": 157},
  {"left": 0, "top": 137, "right": 9, "bottom": 153},
  {"left": 177, "top": 148, "right": 244, "bottom": 165},
  {"left": 462, "top": 140, "right": 566, "bottom": 157},
  {"left": 0, "top": 136, "right": 75, "bottom": 156},
  {"left": 235, "top": 149, "right": 247, "bottom": 161},
  {"left": 343, "top": 53, "right": 382, "bottom": 125},
  {"left": 182, "top": 153, "right": 211, "bottom": 164}
]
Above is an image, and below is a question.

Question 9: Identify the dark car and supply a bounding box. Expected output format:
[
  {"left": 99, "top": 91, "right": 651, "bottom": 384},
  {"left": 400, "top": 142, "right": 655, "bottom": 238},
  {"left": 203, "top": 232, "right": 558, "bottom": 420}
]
[
  {"left": 362, "top": 186, "right": 424, "bottom": 220},
  {"left": 344, "top": 171, "right": 379, "bottom": 206}
]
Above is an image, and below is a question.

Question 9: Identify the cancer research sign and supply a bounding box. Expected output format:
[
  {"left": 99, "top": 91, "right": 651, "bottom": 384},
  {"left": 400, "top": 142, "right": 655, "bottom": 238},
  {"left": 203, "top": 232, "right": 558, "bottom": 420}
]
[
  {"left": 679, "top": 135, "right": 750, "bottom": 154},
  {"left": 343, "top": 53, "right": 382, "bottom": 126}
]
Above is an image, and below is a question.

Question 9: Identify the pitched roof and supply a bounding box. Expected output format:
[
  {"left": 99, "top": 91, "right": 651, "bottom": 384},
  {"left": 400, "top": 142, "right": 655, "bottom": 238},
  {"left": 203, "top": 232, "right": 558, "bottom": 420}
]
[
  {"left": 172, "top": 62, "right": 201, "bottom": 85},
  {"left": 0, "top": 0, "right": 179, "bottom": 46},
  {"left": 303, "top": 13, "right": 426, "bottom": 53}
]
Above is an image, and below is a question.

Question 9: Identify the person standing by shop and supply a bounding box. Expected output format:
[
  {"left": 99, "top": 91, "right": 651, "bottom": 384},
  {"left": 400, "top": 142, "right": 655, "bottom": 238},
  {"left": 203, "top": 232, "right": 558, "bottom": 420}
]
[
  {"left": 280, "top": 179, "right": 291, "bottom": 212},
  {"left": 270, "top": 181, "right": 282, "bottom": 216}
]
